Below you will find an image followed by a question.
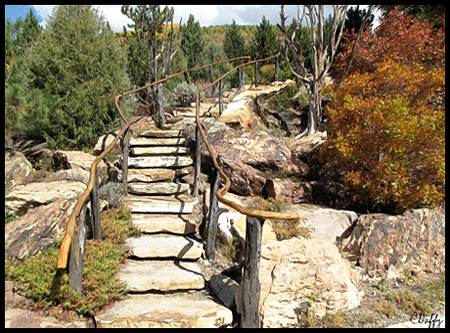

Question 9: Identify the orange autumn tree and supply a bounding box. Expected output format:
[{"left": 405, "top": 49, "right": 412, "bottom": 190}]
[
  {"left": 322, "top": 7, "right": 445, "bottom": 213},
  {"left": 323, "top": 58, "right": 444, "bottom": 212},
  {"left": 334, "top": 7, "right": 445, "bottom": 77}
]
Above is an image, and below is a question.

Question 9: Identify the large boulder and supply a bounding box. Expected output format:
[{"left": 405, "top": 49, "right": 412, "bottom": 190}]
[
  {"left": 185, "top": 118, "right": 306, "bottom": 196},
  {"left": 338, "top": 207, "right": 445, "bottom": 278},
  {"left": 5, "top": 151, "right": 33, "bottom": 191},
  {"left": 218, "top": 80, "right": 297, "bottom": 131},
  {"left": 93, "top": 129, "right": 122, "bottom": 156},
  {"left": 5, "top": 197, "right": 77, "bottom": 262},
  {"left": 291, "top": 204, "right": 358, "bottom": 243},
  {"left": 56, "top": 150, "right": 119, "bottom": 183},
  {"left": 257, "top": 237, "right": 364, "bottom": 327},
  {"left": 5, "top": 180, "right": 86, "bottom": 217}
]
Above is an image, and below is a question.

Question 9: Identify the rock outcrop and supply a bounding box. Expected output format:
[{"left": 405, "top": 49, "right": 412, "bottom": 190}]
[
  {"left": 338, "top": 207, "right": 445, "bottom": 278},
  {"left": 5, "top": 151, "right": 34, "bottom": 191},
  {"left": 258, "top": 237, "right": 364, "bottom": 327},
  {"left": 5, "top": 197, "right": 77, "bottom": 261},
  {"left": 185, "top": 118, "right": 306, "bottom": 196},
  {"left": 5, "top": 180, "right": 86, "bottom": 217}
]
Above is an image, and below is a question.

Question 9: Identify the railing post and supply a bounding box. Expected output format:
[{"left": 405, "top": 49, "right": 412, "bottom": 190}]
[
  {"left": 238, "top": 58, "right": 244, "bottom": 89},
  {"left": 121, "top": 98, "right": 129, "bottom": 197},
  {"left": 275, "top": 55, "right": 279, "bottom": 81},
  {"left": 90, "top": 168, "right": 102, "bottom": 240},
  {"left": 219, "top": 79, "right": 224, "bottom": 116},
  {"left": 240, "top": 216, "right": 264, "bottom": 328},
  {"left": 69, "top": 202, "right": 88, "bottom": 294},
  {"left": 254, "top": 61, "right": 259, "bottom": 87},
  {"left": 193, "top": 125, "right": 202, "bottom": 198},
  {"left": 206, "top": 167, "right": 220, "bottom": 259}
]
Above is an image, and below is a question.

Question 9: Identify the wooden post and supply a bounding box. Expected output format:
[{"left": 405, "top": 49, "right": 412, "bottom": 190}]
[
  {"left": 219, "top": 79, "right": 224, "bottom": 116},
  {"left": 193, "top": 126, "right": 202, "bottom": 198},
  {"left": 206, "top": 168, "right": 220, "bottom": 259},
  {"left": 121, "top": 99, "right": 130, "bottom": 196},
  {"left": 275, "top": 55, "right": 279, "bottom": 82},
  {"left": 69, "top": 202, "right": 88, "bottom": 294},
  {"left": 184, "top": 71, "right": 190, "bottom": 84},
  {"left": 240, "top": 216, "right": 264, "bottom": 328},
  {"left": 209, "top": 65, "right": 216, "bottom": 96},
  {"left": 90, "top": 168, "right": 102, "bottom": 240},
  {"left": 238, "top": 58, "right": 244, "bottom": 89},
  {"left": 254, "top": 61, "right": 259, "bottom": 87}
]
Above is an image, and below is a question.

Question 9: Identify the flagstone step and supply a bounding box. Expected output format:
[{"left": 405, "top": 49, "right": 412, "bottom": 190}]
[
  {"left": 123, "top": 195, "right": 199, "bottom": 214},
  {"left": 128, "top": 156, "right": 193, "bottom": 169},
  {"left": 129, "top": 137, "right": 186, "bottom": 146},
  {"left": 117, "top": 259, "right": 204, "bottom": 292},
  {"left": 95, "top": 293, "right": 233, "bottom": 328},
  {"left": 130, "top": 146, "right": 190, "bottom": 156},
  {"left": 127, "top": 167, "right": 191, "bottom": 183},
  {"left": 140, "top": 129, "right": 183, "bottom": 138},
  {"left": 131, "top": 214, "right": 199, "bottom": 234},
  {"left": 128, "top": 182, "right": 191, "bottom": 196},
  {"left": 124, "top": 234, "right": 203, "bottom": 259}
]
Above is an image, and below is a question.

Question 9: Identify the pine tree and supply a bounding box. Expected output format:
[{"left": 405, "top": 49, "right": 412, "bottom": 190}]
[
  {"left": 121, "top": 5, "right": 182, "bottom": 127},
  {"left": 181, "top": 14, "right": 204, "bottom": 70},
  {"left": 24, "top": 5, "right": 130, "bottom": 149},
  {"left": 250, "top": 16, "right": 279, "bottom": 61},
  {"left": 223, "top": 20, "right": 247, "bottom": 63}
]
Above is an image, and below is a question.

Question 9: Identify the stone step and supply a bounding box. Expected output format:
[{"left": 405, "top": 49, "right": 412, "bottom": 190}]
[
  {"left": 124, "top": 234, "right": 203, "bottom": 259},
  {"left": 116, "top": 259, "right": 204, "bottom": 292},
  {"left": 130, "top": 146, "right": 190, "bottom": 156},
  {"left": 95, "top": 293, "right": 233, "bottom": 328},
  {"left": 129, "top": 137, "right": 186, "bottom": 146},
  {"left": 128, "top": 156, "right": 193, "bottom": 169},
  {"left": 128, "top": 182, "right": 191, "bottom": 196},
  {"left": 127, "top": 167, "right": 191, "bottom": 183},
  {"left": 140, "top": 129, "right": 183, "bottom": 138},
  {"left": 123, "top": 195, "right": 199, "bottom": 214},
  {"left": 132, "top": 214, "right": 199, "bottom": 234}
]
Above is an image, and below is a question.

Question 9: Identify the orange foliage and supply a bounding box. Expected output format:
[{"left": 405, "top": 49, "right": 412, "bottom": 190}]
[
  {"left": 334, "top": 7, "right": 445, "bottom": 78},
  {"left": 323, "top": 58, "right": 445, "bottom": 212}
]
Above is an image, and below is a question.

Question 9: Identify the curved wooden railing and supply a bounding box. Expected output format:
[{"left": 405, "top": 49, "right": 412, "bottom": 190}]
[
  {"left": 56, "top": 55, "right": 251, "bottom": 271},
  {"left": 195, "top": 52, "right": 299, "bottom": 220},
  {"left": 56, "top": 53, "right": 300, "bottom": 302}
]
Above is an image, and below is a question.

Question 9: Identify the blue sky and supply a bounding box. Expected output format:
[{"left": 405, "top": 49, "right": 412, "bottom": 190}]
[{"left": 5, "top": 5, "right": 379, "bottom": 32}]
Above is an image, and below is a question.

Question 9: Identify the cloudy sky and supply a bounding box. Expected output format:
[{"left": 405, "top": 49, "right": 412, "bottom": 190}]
[{"left": 6, "top": 5, "right": 378, "bottom": 32}]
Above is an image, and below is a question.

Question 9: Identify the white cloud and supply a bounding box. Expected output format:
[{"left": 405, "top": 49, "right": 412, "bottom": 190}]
[
  {"left": 32, "top": 5, "right": 56, "bottom": 28},
  {"left": 94, "top": 5, "right": 133, "bottom": 32}
]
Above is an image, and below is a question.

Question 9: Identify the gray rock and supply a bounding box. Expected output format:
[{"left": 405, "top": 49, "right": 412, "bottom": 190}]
[
  {"left": 339, "top": 206, "right": 445, "bottom": 277},
  {"left": 5, "top": 197, "right": 77, "bottom": 261}
]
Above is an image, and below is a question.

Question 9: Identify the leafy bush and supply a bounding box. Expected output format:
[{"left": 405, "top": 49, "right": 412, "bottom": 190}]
[
  {"left": 259, "top": 64, "right": 275, "bottom": 84},
  {"left": 99, "top": 181, "right": 124, "bottom": 209},
  {"left": 322, "top": 58, "right": 445, "bottom": 212},
  {"left": 170, "top": 81, "right": 198, "bottom": 107}
]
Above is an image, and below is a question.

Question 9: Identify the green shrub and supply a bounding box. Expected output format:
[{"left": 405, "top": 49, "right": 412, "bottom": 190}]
[
  {"left": 259, "top": 64, "right": 275, "bottom": 84},
  {"left": 5, "top": 206, "right": 138, "bottom": 315},
  {"left": 170, "top": 81, "right": 198, "bottom": 107}
]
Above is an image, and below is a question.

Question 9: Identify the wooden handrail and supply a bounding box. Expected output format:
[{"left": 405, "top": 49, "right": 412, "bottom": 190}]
[
  {"left": 56, "top": 55, "right": 250, "bottom": 270},
  {"left": 195, "top": 52, "right": 300, "bottom": 220}
]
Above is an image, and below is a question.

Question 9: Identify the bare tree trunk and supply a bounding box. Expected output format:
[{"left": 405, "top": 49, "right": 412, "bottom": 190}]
[
  {"left": 156, "top": 83, "right": 165, "bottom": 127},
  {"left": 279, "top": 5, "right": 347, "bottom": 138}
]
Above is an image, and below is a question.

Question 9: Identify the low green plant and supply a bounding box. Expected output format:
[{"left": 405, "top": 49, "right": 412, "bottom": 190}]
[
  {"left": 374, "top": 301, "right": 395, "bottom": 318},
  {"left": 5, "top": 205, "right": 138, "bottom": 316},
  {"left": 170, "top": 81, "right": 198, "bottom": 107}
]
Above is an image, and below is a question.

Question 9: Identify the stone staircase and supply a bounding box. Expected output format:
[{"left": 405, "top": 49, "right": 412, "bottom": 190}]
[{"left": 95, "top": 109, "right": 233, "bottom": 328}]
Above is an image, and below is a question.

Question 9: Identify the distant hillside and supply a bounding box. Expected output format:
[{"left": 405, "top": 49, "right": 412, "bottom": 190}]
[{"left": 201, "top": 25, "right": 257, "bottom": 45}]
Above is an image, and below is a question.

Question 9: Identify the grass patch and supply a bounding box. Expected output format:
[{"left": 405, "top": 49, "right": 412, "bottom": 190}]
[
  {"left": 248, "top": 196, "right": 312, "bottom": 240},
  {"left": 5, "top": 205, "right": 139, "bottom": 316}
]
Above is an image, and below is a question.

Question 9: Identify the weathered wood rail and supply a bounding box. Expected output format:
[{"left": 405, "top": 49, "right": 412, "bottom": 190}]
[{"left": 56, "top": 52, "right": 299, "bottom": 328}]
